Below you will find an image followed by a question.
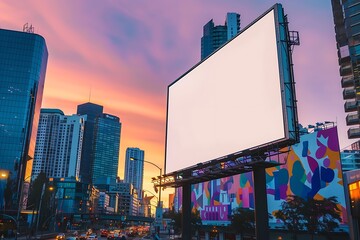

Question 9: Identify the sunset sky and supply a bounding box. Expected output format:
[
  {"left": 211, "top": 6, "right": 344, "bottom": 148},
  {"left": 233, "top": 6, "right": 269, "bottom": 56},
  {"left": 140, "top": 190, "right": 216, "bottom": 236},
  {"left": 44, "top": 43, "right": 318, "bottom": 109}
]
[{"left": 0, "top": 1, "right": 349, "bottom": 206}]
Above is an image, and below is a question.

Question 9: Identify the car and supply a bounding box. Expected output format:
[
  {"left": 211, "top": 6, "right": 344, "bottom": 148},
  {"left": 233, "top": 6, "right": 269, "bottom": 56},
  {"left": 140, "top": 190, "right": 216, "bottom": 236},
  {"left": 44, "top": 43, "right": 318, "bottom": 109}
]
[
  {"left": 107, "top": 231, "right": 115, "bottom": 240},
  {"left": 66, "top": 237, "right": 78, "bottom": 240},
  {"left": 79, "top": 234, "right": 88, "bottom": 240},
  {"left": 56, "top": 233, "right": 66, "bottom": 240},
  {"left": 100, "top": 229, "right": 109, "bottom": 237},
  {"left": 141, "top": 235, "right": 152, "bottom": 239},
  {"left": 126, "top": 231, "right": 137, "bottom": 237},
  {"left": 86, "top": 234, "right": 98, "bottom": 240}
]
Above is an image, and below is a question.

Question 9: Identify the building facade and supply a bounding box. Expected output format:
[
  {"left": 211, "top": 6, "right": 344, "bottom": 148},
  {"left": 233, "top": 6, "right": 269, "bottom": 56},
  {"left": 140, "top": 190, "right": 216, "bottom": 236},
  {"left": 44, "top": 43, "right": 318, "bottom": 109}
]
[
  {"left": 50, "top": 177, "right": 91, "bottom": 223},
  {"left": 93, "top": 177, "right": 119, "bottom": 213},
  {"left": 111, "top": 181, "right": 139, "bottom": 216},
  {"left": 77, "top": 103, "right": 121, "bottom": 184},
  {"left": 124, "top": 147, "right": 144, "bottom": 199},
  {"left": 0, "top": 28, "right": 48, "bottom": 210},
  {"left": 332, "top": 0, "right": 360, "bottom": 138},
  {"left": 98, "top": 192, "right": 112, "bottom": 213},
  {"left": 92, "top": 113, "right": 121, "bottom": 182},
  {"left": 77, "top": 102, "right": 103, "bottom": 184},
  {"left": 226, "top": 13, "right": 241, "bottom": 40},
  {"left": 201, "top": 12, "right": 240, "bottom": 60},
  {"left": 342, "top": 149, "right": 360, "bottom": 171},
  {"left": 32, "top": 109, "right": 86, "bottom": 180}
]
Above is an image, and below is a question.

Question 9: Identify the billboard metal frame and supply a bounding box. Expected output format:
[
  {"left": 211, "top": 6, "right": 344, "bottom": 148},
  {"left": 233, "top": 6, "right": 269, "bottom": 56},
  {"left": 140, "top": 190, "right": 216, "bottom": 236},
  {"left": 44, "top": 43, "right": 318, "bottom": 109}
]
[
  {"left": 160, "top": 4, "right": 299, "bottom": 240},
  {"left": 162, "top": 3, "right": 299, "bottom": 185}
]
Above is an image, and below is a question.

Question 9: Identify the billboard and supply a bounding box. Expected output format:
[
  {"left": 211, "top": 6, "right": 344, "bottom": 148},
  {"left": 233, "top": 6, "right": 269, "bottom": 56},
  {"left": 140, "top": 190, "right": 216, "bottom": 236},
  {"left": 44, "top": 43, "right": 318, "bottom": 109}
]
[
  {"left": 184, "top": 127, "right": 347, "bottom": 227},
  {"left": 165, "top": 4, "right": 297, "bottom": 174}
]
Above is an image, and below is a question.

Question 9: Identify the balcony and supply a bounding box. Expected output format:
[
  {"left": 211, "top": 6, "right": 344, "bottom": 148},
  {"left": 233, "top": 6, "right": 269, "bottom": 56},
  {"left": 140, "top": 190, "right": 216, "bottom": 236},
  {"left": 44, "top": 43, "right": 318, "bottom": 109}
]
[
  {"left": 341, "top": 76, "right": 355, "bottom": 88},
  {"left": 343, "top": 88, "right": 356, "bottom": 99},
  {"left": 346, "top": 112, "right": 360, "bottom": 125},
  {"left": 348, "top": 127, "right": 360, "bottom": 139},
  {"left": 339, "top": 55, "right": 351, "bottom": 65},
  {"left": 340, "top": 64, "right": 352, "bottom": 76},
  {"left": 345, "top": 100, "right": 359, "bottom": 112}
]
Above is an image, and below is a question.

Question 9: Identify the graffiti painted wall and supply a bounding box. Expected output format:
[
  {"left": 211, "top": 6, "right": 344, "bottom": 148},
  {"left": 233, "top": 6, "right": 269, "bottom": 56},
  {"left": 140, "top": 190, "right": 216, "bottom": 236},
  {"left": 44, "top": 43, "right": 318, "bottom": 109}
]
[{"left": 189, "top": 127, "right": 347, "bottom": 225}]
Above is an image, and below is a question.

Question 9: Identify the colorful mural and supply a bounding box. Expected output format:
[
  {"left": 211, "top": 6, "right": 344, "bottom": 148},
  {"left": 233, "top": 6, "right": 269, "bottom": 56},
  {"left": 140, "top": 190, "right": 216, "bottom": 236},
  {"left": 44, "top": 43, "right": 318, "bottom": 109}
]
[{"left": 189, "top": 127, "right": 347, "bottom": 225}]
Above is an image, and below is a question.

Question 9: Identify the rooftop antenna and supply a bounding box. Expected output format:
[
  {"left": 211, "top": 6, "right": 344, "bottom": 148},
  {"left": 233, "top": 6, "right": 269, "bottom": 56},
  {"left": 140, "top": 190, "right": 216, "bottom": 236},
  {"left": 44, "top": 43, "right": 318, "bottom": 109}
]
[
  {"left": 23, "top": 23, "right": 34, "bottom": 33},
  {"left": 88, "top": 86, "right": 92, "bottom": 102}
]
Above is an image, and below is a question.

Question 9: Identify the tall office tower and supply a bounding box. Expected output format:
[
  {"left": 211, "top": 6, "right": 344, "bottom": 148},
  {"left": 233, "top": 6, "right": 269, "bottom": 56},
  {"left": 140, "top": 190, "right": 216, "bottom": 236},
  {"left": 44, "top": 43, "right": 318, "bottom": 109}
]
[
  {"left": 92, "top": 113, "right": 121, "bottom": 182},
  {"left": 32, "top": 109, "right": 86, "bottom": 180},
  {"left": 77, "top": 102, "right": 103, "bottom": 184},
  {"left": 124, "top": 147, "right": 145, "bottom": 198},
  {"left": 332, "top": 1, "right": 360, "bottom": 138},
  {"left": 0, "top": 28, "right": 48, "bottom": 210},
  {"left": 201, "top": 12, "right": 240, "bottom": 60}
]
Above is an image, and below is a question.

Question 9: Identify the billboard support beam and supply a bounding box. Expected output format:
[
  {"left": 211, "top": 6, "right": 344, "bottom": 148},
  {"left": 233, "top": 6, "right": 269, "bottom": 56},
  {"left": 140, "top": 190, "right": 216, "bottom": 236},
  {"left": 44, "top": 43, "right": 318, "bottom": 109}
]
[
  {"left": 253, "top": 156, "right": 269, "bottom": 240},
  {"left": 182, "top": 183, "right": 192, "bottom": 240}
]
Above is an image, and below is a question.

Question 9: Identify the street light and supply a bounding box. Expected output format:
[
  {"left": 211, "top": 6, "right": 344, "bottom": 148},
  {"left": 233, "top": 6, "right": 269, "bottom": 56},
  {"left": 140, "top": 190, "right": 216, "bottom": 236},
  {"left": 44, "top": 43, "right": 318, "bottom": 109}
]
[
  {"left": 129, "top": 157, "right": 162, "bottom": 207},
  {"left": 0, "top": 170, "right": 9, "bottom": 179},
  {"left": 129, "top": 157, "right": 163, "bottom": 233}
]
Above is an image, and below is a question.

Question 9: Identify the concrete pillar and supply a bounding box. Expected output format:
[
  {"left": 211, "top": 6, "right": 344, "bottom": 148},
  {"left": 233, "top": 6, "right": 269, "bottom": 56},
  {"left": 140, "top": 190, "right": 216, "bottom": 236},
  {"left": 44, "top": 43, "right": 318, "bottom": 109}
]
[
  {"left": 219, "top": 232, "right": 225, "bottom": 240},
  {"left": 205, "top": 231, "right": 210, "bottom": 240},
  {"left": 182, "top": 184, "right": 192, "bottom": 240},
  {"left": 253, "top": 165, "right": 269, "bottom": 240}
]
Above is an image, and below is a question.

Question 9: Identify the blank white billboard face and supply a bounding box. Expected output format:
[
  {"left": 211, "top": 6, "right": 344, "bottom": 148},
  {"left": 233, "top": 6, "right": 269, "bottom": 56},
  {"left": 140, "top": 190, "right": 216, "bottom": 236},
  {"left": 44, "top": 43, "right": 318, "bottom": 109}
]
[{"left": 166, "top": 8, "right": 288, "bottom": 174}]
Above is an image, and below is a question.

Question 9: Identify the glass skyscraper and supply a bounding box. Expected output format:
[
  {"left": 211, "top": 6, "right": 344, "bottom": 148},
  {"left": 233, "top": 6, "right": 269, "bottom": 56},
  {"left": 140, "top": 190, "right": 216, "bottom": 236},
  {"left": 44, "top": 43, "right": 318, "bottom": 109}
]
[
  {"left": 332, "top": 0, "right": 360, "bottom": 138},
  {"left": 92, "top": 113, "right": 121, "bottom": 182},
  {"left": 77, "top": 102, "right": 103, "bottom": 184},
  {"left": 0, "top": 28, "right": 48, "bottom": 210},
  {"left": 77, "top": 102, "right": 121, "bottom": 184},
  {"left": 201, "top": 12, "right": 240, "bottom": 60}
]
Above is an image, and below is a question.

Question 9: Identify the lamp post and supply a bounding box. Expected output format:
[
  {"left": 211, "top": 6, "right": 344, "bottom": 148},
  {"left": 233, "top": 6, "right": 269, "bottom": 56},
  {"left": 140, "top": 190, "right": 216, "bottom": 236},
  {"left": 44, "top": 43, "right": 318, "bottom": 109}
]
[
  {"left": 129, "top": 157, "right": 162, "bottom": 207},
  {"left": 129, "top": 157, "right": 163, "bottom": 233},
  {"left": 0, "top": 169, "right": 9, "bottom": 211},
  {"left": 0, "top": 170, "right": 9, "bottom": 211}
]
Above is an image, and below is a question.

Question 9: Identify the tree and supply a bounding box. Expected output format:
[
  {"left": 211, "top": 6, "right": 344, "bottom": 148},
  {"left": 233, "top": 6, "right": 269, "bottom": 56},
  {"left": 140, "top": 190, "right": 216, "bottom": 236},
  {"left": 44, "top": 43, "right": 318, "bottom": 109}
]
[
  {"left": 274, "top": 195, "right": 306, "bottom": 240},
  {"left": 27, "top": 172, "right": 52, "bottom": 231},
  {"left": 163, "top": 209, "right": 202, "bottom": 235},
  {"left": 229, "top": 207, "right": 255, "bottom": 239},
  {"left": 303, "top": 196, "right": 341, "bottom": 240},
  {"left": 274, "top": 195, "right": 342, "bottom": 240},
  {"left": 274, "top": 195, "right": 306, "bottom": 232},
  {"left": 3, "top": 174, "right": 15, "bottom": 210}
]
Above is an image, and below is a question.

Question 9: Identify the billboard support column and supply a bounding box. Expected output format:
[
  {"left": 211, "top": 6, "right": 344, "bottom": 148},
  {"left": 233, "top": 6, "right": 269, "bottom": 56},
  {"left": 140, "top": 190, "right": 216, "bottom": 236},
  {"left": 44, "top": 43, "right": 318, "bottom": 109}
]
[
  {"left": 182, "top": 183, "right": 191, "bottom": 239},
  {"left": 253, "top": 163, "right": 269, "bottom": 240}
]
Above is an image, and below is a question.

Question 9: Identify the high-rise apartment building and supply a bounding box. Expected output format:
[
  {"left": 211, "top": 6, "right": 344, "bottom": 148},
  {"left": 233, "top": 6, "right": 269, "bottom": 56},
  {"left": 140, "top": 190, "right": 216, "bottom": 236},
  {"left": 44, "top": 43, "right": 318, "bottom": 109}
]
[
  {"left": 92, "top": 113, "right": 121, "bottom": 182},
  {"left": 201, "top": 12, "right": 240, "bottom": 60},
  {"left": 0, "top": 28, "right": 48, "bottom": 210},
  {"left": 332, "top": 0, "right": 360, "bottom": 138},
  {"left": 32, "top": 109, "right": 86, "bottom": 179},
  {"left": 77, "top": 102, "right": 103, "bottom": 184},
  {"left": 124, "top": 147, "right": 144, "bottom": 198}
]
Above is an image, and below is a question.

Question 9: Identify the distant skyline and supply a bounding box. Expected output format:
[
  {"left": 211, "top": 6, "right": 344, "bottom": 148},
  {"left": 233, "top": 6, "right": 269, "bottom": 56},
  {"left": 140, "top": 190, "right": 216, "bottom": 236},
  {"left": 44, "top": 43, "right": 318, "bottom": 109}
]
[{"left": 0, "top": 1, "right": 351, "bottom": 202}]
